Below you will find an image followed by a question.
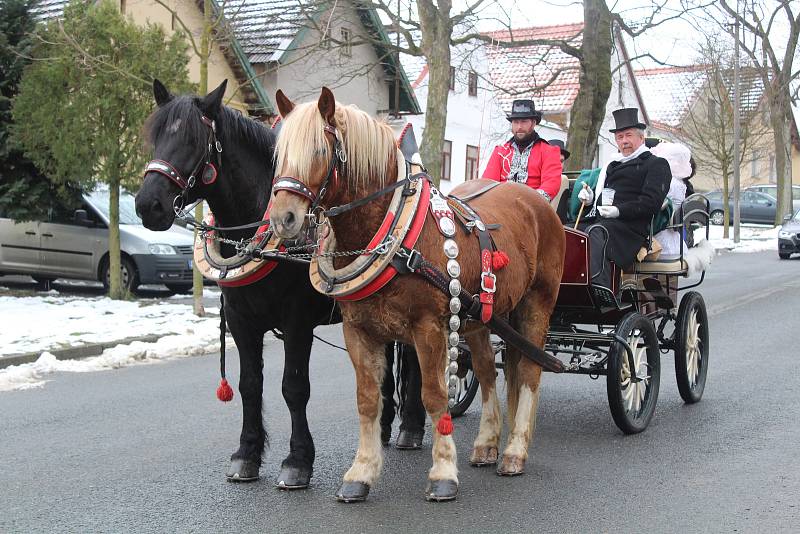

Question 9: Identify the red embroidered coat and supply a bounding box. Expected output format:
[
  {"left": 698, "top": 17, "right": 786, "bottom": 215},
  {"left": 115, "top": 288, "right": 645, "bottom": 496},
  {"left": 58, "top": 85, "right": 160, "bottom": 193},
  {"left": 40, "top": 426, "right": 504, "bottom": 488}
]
[{"left": 482, "top": 139, "right": 562, "bottom": 199}]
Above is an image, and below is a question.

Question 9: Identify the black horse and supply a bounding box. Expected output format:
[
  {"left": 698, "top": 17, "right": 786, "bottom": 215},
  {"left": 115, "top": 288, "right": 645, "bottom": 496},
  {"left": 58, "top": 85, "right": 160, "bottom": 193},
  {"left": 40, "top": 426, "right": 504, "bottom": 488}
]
[{"left": 135, "top": 80, "right": 425, "bottom": 488}]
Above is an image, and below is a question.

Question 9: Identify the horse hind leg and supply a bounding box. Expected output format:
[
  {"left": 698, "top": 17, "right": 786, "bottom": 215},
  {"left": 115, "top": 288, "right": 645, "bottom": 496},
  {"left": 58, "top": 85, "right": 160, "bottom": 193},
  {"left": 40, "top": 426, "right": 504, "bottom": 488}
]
[
  {"left": 463, "top": 329, "right": 501, "bottom": 467},
  {"left": 276, "top": 325, "right": 315, "bottom": 490},
  {"left": 498, "top": 285, "right": 557, "bottom": 476},
  {"left": 414, "top": 320, "right": 458, "bottom": 502},
  {"left": 336, "top": 323, "right": 386, "bottom": 503}
]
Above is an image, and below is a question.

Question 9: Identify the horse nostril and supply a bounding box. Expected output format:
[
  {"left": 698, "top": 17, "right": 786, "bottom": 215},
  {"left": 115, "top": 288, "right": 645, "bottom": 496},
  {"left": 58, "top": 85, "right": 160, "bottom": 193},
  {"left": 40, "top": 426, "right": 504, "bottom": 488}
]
[
  {"left": 150, "top": 199, "right": 163, "bottom": 214},
  {"left": 283, "top": 211, "right": 296, "bottom": 228}
]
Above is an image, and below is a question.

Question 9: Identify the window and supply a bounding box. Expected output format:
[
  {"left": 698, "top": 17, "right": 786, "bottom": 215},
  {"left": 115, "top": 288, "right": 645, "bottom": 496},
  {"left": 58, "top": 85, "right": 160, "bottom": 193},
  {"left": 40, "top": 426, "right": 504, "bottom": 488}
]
[
  {"left": 449, "top": 67, "right": 455, "bottom": 91},
  {"left": 468, "top": 70, "right": 478, "bottom": 97},
  {"left": 793, "top": 188, "right": 800, "bottom": 201},
  {"left": 751, "top": 150, "right": 760, "bottom": 178},
  {"left": 340, "top": 28, "right": 352, "bottom": 57},
  {"left": 465, "top": 145, "right": 479, "bottom": 181},
  {"left": 707, "top": 99, "right": 718, "bottom": 125},
  {"left": 441, "top": 140, "right": 452, "bottom": 182}
]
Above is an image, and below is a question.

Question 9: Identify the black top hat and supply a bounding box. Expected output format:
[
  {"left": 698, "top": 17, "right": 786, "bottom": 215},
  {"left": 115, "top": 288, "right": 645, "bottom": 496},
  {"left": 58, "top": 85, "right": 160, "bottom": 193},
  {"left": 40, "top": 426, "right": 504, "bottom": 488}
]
[
  {"left": 549, "top": 139, "right": 570, "bottom": 160},
  {"left": 644, "top": 137, "right": 662, "bottom": 148},
  {"left": 507, "top": 99, "right": 543, "bottom": 122},
  {"left": 609, "top": 108, "right": 646, "bottom": 133}
]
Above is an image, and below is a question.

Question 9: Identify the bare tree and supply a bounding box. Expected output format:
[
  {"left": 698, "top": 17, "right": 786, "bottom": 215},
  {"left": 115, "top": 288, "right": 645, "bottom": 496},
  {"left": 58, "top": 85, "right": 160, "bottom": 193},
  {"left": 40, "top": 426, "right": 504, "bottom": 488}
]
[
  {"left": 716, "top": 0, "right": 799, "bottom": 224},
  {"left": 676, "top": 36, "right": 772, "bottom": 237}
]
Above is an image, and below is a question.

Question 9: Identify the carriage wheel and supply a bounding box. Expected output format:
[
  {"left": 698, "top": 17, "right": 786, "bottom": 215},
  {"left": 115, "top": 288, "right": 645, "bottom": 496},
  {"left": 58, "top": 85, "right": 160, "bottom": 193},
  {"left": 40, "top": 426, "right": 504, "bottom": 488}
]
[
  {"left": 448, "top": 343, "right": 480, "bottom": 417},
  {"left": 606, "top": 312, "right": 661, "bottom": 434},
  {"left": 674, "top": 291, "right": 709, "bottom": 404}
]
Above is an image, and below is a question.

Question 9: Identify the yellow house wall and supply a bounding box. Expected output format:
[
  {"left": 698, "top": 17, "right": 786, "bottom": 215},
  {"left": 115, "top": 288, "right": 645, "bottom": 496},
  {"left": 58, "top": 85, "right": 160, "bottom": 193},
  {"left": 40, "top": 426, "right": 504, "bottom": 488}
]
[{"left": 120, "top": 0, "right": 250, "bottom": 113}]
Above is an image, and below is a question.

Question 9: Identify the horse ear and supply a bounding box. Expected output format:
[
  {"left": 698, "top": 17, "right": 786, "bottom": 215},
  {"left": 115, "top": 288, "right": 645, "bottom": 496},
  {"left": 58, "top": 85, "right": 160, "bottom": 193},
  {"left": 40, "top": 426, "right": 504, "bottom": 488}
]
[
  {"left": 317, "top": 87, "right": 336, "bottom": 126},
  {"left": 199, "top": 79, "right": 228, "bottom": 117},
  {"left": 276, "top": 90, "right": 295, "bottom": 118},
  {"left": 153, "top": 79, "right": 173, "bottom": 106}
]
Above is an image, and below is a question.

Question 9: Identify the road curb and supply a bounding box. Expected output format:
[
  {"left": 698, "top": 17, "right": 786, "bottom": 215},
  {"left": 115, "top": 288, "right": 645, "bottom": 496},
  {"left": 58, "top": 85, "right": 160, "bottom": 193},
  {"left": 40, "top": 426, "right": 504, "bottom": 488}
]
[{"left": 0, "top": 334, "right": 163, "bottom": 370}]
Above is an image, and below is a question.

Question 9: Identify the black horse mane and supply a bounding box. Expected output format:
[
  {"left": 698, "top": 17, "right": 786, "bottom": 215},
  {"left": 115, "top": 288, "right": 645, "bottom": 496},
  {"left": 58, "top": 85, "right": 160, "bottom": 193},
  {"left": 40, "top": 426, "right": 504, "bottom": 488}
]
[{"left": 144, "top": 95, "right": 275, "bottom": 156}]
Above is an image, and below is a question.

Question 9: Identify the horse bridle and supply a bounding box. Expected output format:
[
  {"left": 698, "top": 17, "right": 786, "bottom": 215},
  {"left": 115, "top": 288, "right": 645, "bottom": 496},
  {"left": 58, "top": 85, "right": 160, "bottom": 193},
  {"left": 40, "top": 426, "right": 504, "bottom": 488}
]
[
  {"left": 272, "top": 124, "right": 345, "bottom": 217},
  {"left": 143, "top": 114, "right": 222, "bottom": 215}
]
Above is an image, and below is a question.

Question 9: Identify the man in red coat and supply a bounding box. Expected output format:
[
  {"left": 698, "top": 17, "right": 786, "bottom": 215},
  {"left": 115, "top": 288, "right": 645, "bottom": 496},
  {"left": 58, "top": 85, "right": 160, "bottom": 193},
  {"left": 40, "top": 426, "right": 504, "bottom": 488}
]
[{"left": 482, "top": 99, "right": 562, "bottom": 202}]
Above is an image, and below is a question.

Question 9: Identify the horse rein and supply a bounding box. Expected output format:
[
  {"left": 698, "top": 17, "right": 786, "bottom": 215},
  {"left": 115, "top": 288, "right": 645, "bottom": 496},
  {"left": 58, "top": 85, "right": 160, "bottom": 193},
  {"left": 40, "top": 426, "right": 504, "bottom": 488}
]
[{"left": 142, "top": 114, "right": 222, "bottom": 216}]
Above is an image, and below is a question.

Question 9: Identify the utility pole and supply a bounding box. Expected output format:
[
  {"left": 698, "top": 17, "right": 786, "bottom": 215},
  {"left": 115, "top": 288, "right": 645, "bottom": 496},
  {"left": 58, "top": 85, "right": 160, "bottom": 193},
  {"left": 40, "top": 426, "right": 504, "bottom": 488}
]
[
  {"left": 393, "top": 0, "right": 401, "bottom": 118},
  {"left": 732, "top": 0, "right": 741, "bottom": 244}
]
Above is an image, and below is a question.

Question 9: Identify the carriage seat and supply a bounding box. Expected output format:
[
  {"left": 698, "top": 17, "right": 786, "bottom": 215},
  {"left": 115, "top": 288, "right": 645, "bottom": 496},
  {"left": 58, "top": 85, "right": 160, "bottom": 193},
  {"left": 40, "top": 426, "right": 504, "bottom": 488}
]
[
  {"left": 550, "top": 174, "right": 569, "bottom": 209},
  {"left": 632, "top": 257, "right": 688, "bottom": 275}
]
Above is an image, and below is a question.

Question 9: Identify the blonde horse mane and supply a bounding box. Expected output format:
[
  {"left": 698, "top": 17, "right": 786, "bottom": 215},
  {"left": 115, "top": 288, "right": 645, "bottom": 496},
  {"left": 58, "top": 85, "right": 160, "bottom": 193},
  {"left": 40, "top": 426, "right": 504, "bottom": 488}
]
[{"left": 275, "top": 100, "right": 397, "bottom": 190}]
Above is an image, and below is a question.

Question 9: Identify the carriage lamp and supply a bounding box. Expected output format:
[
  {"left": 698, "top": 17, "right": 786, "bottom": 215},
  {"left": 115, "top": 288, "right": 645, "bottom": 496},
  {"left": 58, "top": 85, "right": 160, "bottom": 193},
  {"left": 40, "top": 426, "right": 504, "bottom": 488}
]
[{"left": 149, "top": 243, "right": 178, "bottom": 255}]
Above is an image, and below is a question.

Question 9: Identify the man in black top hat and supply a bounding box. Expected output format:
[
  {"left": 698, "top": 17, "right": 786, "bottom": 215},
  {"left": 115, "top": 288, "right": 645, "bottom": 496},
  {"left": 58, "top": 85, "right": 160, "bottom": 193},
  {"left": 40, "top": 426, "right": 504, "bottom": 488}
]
[
  {"left": 483, "top": 99, "right": 562, "bottom": 201},
  {"left": 576, "top": 107, "right": 671, "bottom": 289}
]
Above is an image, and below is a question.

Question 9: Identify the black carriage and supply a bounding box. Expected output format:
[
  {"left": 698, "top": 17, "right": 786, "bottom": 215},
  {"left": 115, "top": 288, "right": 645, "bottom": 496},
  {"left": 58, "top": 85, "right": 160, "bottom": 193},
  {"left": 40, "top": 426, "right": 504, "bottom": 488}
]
[{"left": 449, "top": 192, "right": 712, "bottom": 434}]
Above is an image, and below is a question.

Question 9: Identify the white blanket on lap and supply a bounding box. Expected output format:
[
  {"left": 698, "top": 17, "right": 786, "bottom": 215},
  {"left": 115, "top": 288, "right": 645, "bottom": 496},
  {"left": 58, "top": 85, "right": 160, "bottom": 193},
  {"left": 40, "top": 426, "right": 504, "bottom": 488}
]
[{"left": 684, "top": 239, "right": 715, "bottom": 277}]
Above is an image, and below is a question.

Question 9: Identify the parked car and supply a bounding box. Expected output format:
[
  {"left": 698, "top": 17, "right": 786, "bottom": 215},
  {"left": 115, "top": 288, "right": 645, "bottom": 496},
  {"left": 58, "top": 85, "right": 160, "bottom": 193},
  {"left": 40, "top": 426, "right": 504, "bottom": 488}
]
[
  {"left": 706, "top": 190, "right": 778, "bottom": 225},
  {"left": 745, "top": 184, "right": 800, "bottom": 212},
  {"left": 778, "top": 208, "right": 800, "bottom": 259},
  {"left": 0, "top": 189, "right": 195, "bottom": 293}
]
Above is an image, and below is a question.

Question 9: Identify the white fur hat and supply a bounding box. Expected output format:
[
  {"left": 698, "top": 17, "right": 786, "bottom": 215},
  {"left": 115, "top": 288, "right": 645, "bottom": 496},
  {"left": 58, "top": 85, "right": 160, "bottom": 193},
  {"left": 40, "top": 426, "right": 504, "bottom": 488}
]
[{"left": 651, "top": 142, "right": 692, "bottom": 179}]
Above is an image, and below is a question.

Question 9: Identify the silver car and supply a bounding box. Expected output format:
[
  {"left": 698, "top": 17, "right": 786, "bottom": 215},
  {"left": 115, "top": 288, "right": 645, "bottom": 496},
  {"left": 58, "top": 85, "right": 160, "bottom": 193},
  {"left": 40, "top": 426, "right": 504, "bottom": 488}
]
[{"left": 0, "top": 189, "right": 195, "bottom": 293}]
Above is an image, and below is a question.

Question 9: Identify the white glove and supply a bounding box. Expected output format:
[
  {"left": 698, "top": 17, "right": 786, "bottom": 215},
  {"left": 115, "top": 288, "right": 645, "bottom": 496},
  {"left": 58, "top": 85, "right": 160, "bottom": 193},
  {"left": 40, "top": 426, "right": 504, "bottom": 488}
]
[
  {"left": 597, "top": 206, "right": 620, "bottom": 218},
  {"left": 577, "top": 185, "right": 594, "bottom": 206}
]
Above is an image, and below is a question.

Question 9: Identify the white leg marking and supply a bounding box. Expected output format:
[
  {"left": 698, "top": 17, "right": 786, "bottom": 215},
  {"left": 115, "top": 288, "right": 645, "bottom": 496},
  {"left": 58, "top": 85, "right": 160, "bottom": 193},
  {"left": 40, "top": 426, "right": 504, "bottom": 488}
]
[{"left": 343, "top": 412, "right": 384, "bottom": 485}]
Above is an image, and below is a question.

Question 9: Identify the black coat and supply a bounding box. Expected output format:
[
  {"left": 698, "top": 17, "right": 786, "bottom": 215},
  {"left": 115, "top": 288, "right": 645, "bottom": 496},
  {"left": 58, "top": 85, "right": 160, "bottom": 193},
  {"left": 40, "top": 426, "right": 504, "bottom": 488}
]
[{"left": 583, "top": 151, "right": 671, "bottom": 269}]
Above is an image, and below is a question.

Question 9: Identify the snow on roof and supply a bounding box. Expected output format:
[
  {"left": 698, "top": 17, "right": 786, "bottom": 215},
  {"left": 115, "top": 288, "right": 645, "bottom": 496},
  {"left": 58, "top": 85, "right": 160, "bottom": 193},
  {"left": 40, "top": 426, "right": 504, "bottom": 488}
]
[
  {"left": 482, "top": 23, "right": 584, "bottom": 114},
  {"left": 224, "top": 0, "right": 307, "bottom": 63}
]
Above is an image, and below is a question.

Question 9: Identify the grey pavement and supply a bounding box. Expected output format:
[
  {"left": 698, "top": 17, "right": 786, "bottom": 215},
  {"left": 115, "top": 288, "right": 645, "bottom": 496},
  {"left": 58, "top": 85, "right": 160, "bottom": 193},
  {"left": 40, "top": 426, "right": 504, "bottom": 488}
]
[{"left": 1, "top": 251, "right": 799, "bottom": 533}]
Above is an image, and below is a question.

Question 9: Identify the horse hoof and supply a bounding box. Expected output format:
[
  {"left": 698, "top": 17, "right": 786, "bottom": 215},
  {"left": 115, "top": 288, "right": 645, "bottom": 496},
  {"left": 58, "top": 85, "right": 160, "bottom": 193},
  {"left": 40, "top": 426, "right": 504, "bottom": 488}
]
[
  {"left": 395, "top": 429, "right": 424, "bottom": 450},
  {"left": 335, "top": 481, "right": 370, "bottom": 503},
  {"left": 496, "top": 455, "right": 526, "bottom": 476},
  {"left": 381, "top": 424, "right": 392, "bottom": 447},
  {"left": 424, "top": 479, "right": 458, "bottom": 502},
  {"left": 275, "top": 466, "right": 312, "bottom": 490},
  {"left": 226, "top": 459, "right": 260, "bottom": 482},
  {"left": 469, "top": 445, "right": 498, "bottom": 467}
]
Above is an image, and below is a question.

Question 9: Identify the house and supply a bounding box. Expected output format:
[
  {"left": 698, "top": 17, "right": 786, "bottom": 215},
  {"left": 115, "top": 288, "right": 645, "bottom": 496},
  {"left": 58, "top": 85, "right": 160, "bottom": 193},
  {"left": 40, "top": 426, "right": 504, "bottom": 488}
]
[
  {"left": 226, "top": 0, "right": 419, "bottom": 119},
  {"left": 483, "top": 23, "right": 649, "bottom": 169},
  {"left": 636, "top": 65, "right": 799, "bottom": 192},
  {"left": 34, "top": 0, "right": 420, "bottom": 121},
  {"left": 400, "top": 42, "right": 564, "bottom": 193}
]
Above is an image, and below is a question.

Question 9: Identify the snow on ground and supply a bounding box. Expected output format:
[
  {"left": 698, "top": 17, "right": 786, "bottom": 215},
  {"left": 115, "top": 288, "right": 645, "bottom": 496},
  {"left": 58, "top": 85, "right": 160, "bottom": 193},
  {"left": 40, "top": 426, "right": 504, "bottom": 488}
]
[
  {"left": 0, "top": 333, "right": 231, "bottom": 392},
  {"left": 0, "top": 292, "right": 222, "bottom": 356},
  {"left": 0, "top": 287, "right": 236, "bottom": 392},
  {"left": 697, "top": 224, "right": 779, "bottom": 254}
]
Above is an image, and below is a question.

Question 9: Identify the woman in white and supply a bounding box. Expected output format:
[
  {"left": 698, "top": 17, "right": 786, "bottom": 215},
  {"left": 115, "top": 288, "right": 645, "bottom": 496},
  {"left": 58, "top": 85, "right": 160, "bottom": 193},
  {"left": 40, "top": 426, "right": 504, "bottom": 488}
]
[{"left": 650, "top": 142, "right": 692, "bottom": 258}]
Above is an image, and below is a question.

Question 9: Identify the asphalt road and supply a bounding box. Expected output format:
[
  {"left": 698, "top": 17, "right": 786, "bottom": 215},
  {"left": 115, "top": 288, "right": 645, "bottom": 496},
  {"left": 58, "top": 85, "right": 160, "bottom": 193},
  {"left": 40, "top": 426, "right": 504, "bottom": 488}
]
[{"left": 2, "top": 251, "right": 799, "bottom": 533}]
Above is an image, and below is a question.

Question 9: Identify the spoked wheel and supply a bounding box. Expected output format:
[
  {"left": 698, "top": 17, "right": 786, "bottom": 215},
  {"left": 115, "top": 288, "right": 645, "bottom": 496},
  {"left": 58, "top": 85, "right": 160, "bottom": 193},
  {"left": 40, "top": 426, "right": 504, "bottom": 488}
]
[
  {"left": 607, "top": 312, "right": 661, "bottom": 434},
  {"left": 674, "top": 291, "right": 709, "bottom": 403},
  {"left": 448, "top": 343, "right": 479, "bottom": 417}
]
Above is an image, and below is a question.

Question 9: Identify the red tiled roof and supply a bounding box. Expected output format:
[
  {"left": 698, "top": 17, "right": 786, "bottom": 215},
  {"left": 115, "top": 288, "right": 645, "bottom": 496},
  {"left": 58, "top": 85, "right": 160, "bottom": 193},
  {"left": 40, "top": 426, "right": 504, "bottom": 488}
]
[{"left": 482, "top": 23, "right": 583, "bottom": 114}]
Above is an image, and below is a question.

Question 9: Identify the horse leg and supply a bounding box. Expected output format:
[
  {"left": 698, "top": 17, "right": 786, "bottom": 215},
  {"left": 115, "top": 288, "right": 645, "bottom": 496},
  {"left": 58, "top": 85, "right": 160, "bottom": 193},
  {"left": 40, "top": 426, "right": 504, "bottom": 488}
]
[
  {"left": 379, "top": 343, "right": 397, "bottom": 446},
  {"left": 414, "top": 321, "right": 458, "bottom": 502},
  {"left": 396, "top": 344, "right": 425, "bottom": 450},
  {"left": 463, "top": 330, "right": 501, "bottom": 467},
  {"left": 498, "top": 285, "right": 557, "bottom": 476},
  {"left": 336, "top": 323, "right": 386, "bottom": 503},
  {"left": 224, "top": 309, "right": 266, "bottom": 482},
  {"left": 275, "top": 325, "right": 315, "bottom": 489}
]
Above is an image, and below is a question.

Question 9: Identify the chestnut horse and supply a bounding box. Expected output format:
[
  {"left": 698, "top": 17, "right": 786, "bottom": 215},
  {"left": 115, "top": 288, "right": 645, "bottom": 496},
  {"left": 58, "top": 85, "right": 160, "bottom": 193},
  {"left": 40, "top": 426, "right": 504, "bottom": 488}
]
[{"left": 269, "top": 88, "right": 565, "bottom": 502}]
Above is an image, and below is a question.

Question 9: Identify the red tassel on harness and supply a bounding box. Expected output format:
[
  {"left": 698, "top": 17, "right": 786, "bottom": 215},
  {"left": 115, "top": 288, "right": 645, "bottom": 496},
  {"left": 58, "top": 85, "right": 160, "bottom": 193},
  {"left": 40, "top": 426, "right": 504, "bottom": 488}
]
[
  {"left": 216, "top": 378, "right": 234, "bottom": 402},
  {"left": 492, "top": 250, "right": 509, "bottom": 270},
  {"left": 436, "top": 413, "right": 453, "bottom": 436}
]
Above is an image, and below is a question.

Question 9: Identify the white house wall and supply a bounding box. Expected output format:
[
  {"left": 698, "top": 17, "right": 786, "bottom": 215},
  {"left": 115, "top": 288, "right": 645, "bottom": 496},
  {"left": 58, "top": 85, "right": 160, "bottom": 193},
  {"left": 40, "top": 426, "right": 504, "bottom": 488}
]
[{"left": 407, "top": 44, "right": 564, "bottom": 194}]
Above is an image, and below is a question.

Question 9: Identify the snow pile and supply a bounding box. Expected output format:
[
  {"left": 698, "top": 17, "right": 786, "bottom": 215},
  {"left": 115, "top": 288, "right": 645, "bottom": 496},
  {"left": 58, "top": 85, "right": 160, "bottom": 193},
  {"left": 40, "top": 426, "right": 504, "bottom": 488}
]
[
  {"left": 0, "top": 329, "right": 229, "bottom": 392},
  {"left": 0, "top": 293, "right": 221, "bottom": 356},
  {"left": 696, "top": 224, "right": 778, "bottom": 253}
]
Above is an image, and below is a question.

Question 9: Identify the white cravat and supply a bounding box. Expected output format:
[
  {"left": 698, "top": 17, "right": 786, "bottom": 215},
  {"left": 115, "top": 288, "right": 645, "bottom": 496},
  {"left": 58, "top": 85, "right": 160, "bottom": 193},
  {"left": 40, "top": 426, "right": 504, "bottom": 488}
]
[{"left": 590, "top": 144, "right": 650, "bottom": 215}]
